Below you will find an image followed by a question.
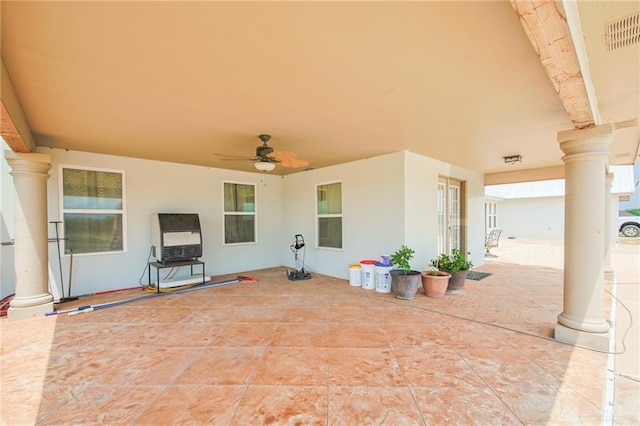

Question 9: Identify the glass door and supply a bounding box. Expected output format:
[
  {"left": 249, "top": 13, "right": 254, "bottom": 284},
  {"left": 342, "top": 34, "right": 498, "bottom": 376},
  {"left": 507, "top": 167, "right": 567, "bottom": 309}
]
[{"left": 437, "top": 177, "right": 463, "bottom": 256}]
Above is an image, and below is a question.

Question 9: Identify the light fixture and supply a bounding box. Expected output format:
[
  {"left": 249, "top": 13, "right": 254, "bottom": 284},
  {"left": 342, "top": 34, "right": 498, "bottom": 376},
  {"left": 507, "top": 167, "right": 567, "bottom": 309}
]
[
  {"left": 254, "top": 161, "right": 276, "bottom": 172},
  {"left": 503, "top": 155, "right": 523, "bottom": 164}
]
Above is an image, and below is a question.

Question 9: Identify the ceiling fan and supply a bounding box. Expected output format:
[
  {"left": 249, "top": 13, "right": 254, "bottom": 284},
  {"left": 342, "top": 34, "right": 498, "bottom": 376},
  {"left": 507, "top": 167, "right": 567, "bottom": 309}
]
[
  {"left": 254, "top": 134, "right": 278, "bottom": 171},
  {"left": 217, "top": 134, "right": 309, "bottom": 172}
]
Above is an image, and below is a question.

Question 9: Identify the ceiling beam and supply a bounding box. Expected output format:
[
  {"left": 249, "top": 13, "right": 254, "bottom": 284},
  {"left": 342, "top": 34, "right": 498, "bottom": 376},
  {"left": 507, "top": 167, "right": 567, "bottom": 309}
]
[
  {"left": 1, "top": 60, "right": 35, "bottom": 153},
  {"left": 0, "top": 102, "right": 31, "bottom": 153},
  {"left": 485, "top": 165, "right": 565, "bottom": 186},
  {"left": 510, "top": 0, "right": 596, "bottom": 129}
]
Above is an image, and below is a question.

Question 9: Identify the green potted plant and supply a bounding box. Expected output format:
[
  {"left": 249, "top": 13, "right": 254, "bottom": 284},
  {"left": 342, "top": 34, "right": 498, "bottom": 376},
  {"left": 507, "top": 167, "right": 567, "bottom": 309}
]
[
  {"left": 421, "top": 265, "right": 451, "bottom": 298},
  {"left": 389, "top": 245, "right": 421, "bottom": 300},
  {"left": 432, "top": 248, "right": 473, "bottom": 294}
]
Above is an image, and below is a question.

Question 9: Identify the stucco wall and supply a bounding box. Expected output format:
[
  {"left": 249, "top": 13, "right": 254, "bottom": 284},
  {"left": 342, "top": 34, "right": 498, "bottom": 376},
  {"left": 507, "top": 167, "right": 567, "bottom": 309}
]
[
  {"left": 39, "top": 148, "right": 284, "bottom": 297},
  {"left": 495, "top": 196, "right": 565, "bottom": 240},
  {"left": 281, "top": 151, "right": 406, "bottom": 280},
  {"left": 404, "top": 152, "right": 485, "bottom": 270},
  {"left": 1, "top": 147, "right": 486, "bottom": 298}
]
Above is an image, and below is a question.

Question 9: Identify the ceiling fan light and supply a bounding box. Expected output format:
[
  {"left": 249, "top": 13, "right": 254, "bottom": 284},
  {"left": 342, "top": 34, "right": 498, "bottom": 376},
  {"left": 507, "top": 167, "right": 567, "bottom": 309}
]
[{"left": 254, "top": 161, "right": 276, "bottom": 172}]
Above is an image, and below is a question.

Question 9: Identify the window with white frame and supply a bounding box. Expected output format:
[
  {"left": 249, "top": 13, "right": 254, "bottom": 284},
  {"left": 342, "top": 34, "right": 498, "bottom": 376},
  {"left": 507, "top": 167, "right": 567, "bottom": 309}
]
[
  {"left": 60, "top": 166, "right": 125, "bottom": 254},
  {"left": 485, "top": 201, "right": 498, "bottom": 231},
  {"left": 317, "top": 182, "right": 342, "bottom": 249},
  {"left": 223, "top": 182, "right": 256, "bottom": 244}
]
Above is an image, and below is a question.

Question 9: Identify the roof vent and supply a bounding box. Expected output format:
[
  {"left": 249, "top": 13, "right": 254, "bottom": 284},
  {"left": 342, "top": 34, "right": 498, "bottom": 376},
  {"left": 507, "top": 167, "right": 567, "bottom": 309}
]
[{"left": 605, "top": 12, "right": 640, "bottom": 51}]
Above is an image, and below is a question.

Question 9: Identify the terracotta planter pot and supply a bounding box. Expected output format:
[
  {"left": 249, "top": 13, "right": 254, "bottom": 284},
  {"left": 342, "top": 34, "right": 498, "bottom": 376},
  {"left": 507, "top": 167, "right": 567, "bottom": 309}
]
[
  {"left": 421, "top": 271, "right": 451, "bottom": 297},
  {"left": 443, "top": 269, "right": 468, "bottom": 294},
  {"left": 390, "top": 270, "right": 421, "bottom": 300}
]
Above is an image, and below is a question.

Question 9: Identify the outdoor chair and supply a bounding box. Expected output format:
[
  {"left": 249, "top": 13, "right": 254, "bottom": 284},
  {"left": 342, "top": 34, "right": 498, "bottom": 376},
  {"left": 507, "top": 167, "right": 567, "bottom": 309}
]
[{"left": 485, "top": 229, "right": 502, "bottom": 255}]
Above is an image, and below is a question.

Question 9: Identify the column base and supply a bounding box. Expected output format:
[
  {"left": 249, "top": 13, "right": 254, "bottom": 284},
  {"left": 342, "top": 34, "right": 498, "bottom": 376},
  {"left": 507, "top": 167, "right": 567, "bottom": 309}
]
[
  {"left": 7, "top": 301, "right": 54, "bottom": 321},
  {"left": 554, "top": 322, "right": 611, "bottom": 351}
]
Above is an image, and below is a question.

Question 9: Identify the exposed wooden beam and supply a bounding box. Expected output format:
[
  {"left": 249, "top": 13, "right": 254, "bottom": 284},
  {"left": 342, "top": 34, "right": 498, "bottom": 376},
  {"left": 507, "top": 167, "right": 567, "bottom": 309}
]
[
  {"left": 1, "top": 102, "right": 30, "bottom": 153},
  {"left": 510, "top": 0, "right": 595, "bottom": 129},
  {"left": 1, "top": 59, "right": 35, "bottom": 152}
]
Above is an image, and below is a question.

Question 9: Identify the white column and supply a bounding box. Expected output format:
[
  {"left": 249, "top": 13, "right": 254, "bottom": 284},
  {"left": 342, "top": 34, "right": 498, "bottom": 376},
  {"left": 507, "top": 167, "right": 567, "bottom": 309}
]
[
  {"left": 5, "top": 151, "right": 54, "bottom": 320},
  {"left": 604, "top": 172, "right": 614, "bottom": 278},
  {"left": 555, "top": 124, "right": 612, "bottom": 351}
]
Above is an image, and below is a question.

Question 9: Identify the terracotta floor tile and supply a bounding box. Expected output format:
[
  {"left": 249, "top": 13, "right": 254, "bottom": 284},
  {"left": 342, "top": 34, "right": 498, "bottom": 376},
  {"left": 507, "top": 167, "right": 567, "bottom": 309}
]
[
  {"left": 37, "top": 348, "right": 120, "bottom": 386},
  {"left": 329, "top": 305, "right": 380, "bottom": 323},
  {"left": 271, "top": 323, "right": 330, "bottom": 347},
  {"left": 135, "top": 384, "right": 246, "bottom": 424},
  {"left": 210, "top": 323, "right": 276, "bottom": 347},
  {"left": 411, "top": 386, "right": 521, "bottom": 425},
  {"left": 289, "top": 293, "right": 331, "bottom": 306},
  {"left": 394, "top": 347, "right": 485, "bottom": 389},
  {"left": 252, "top": 347, "right": 329, "bottom": 386},
  {"left": 280, "top": 306, "right": 330, "bottom": 323},
  {"left": 2, "top": 383, "right": 89, "bottom": 425},
  {"left": 150, "top": 322, "right": 224, "bottom": 347},
  {"left": 328, "top": 348, "right": 405, "bottom": 386},
  {"left": 179, "top": 306, "right": 236, "bottom": 323},
  {"left": 330, "top": 290, "right": 373, "bottom": 307},
  {"left": 328, "top": 386, "right": 423, "bottom": 425},
  {"left": 176, "top": 347, "right": 265, "bottom": 385},
  {"left": 328, "top": 324, "right": 389, "bottom": 348},
  {"left": 1, "top": 247, "right": 637, "bottom": 424},
  {"left": 97, "top": 347, "right": 201, "bottom": 385},
  {"left": 231, "top": 385, "right": 328, "bottom": 425},
  {"left": 383, "top": 323, "right": 447, "bottom": 349},
  {"left": 374, "top": 305, "right": 441, "bottom": 324},
  {"left": 38, "top": 384, "right": 165, "bottom": 425}
]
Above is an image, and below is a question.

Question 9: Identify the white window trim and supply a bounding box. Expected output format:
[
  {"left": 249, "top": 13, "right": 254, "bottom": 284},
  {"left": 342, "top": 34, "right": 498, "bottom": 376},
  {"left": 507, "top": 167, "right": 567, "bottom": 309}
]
[
  {"left": 222, "top": 180, "right": 257, "bottom": 246},
  {"left": 58, "top": 164, "right": 127, "bottom": 256},
  {"left": 316, "top": 180, "right": 343, "bottom": 251}
]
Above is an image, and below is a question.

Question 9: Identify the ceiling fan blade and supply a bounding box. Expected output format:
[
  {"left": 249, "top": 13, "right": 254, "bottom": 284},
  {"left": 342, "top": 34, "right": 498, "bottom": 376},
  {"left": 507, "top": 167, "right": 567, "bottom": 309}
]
[
  {"left": 279, "top": 159, "right": 310, "bottom": 168},
  {"left": 269, "top": 151, "right": 309, "bottom": 168}
]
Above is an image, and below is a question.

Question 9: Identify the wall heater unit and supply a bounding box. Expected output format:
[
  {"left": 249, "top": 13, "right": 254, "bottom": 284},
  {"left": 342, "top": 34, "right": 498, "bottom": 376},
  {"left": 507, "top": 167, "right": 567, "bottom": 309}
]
[{"left": 151, "top": 213, "right": 202, "bottom": 264}]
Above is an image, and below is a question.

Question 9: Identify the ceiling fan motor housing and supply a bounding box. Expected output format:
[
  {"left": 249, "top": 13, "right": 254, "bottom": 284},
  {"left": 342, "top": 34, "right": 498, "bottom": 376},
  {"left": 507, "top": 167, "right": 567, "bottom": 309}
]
[{"left": 256, "top": 145, "right": 274, "bottom": 157}]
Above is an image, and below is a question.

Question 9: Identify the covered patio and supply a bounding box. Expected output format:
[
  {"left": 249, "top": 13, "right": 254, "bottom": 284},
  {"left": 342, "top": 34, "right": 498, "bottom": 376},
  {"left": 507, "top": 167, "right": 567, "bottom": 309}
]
[{"left": 2, "top": 239, "right": 637, "bottom": 424}]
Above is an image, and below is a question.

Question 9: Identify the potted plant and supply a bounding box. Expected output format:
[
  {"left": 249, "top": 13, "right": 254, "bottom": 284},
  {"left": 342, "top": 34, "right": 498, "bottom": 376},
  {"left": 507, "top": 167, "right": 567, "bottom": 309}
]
[
  {"left": 421, "top": 266, "right": 451, "bottom": 298},
  {"left": 432, "top": 248, "right": 473, "bottom": 294},
  {"left": 389, "top": 245, "right": 421, "bottom": 300}
]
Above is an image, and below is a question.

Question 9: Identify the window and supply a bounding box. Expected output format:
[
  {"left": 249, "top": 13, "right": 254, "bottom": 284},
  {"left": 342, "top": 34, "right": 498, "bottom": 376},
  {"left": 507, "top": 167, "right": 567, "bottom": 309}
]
[
  {"left": 60, "top": 166, "right": 125, "bottom": 254},
  {"left": 485, "top": 202, "right": 498, "bottom": 232},
  {"left": 223, "top": 182, "right": 256, "bottom": 244},
  {"left": 317, "top": 182, "right": 342, "bottom": 249}
]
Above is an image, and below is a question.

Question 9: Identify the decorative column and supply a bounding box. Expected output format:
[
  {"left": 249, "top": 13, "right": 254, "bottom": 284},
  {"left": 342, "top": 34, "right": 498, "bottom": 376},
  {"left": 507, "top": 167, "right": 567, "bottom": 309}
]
[
  {"left": 604, "top": 172, "right": 614, "bottom": 278},
  {"left": 5, "top": 151, "right": 54, "bottom": 320},
  {"left": 555, "top": 124, "right": 613, "bottom": 350}
]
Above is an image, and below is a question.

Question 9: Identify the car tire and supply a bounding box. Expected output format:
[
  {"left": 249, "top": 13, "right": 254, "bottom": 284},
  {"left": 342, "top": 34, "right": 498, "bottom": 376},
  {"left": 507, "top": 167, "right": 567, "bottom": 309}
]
[{"left": 620, "top": 224, "right": 640, "bottom": 238}]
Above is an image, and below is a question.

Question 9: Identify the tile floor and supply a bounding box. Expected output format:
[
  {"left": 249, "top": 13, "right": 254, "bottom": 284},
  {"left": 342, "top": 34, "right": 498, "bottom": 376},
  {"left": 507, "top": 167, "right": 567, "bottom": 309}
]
[{"left": 1, "top": 240, "right": 638, "bottom": 425}]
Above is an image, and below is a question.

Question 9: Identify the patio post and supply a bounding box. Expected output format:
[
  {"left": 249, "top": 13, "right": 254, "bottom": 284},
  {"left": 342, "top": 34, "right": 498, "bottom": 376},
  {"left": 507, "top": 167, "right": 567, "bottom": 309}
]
[
  {"left": 604, "top": 172, "right": 614, "bottom": 278},
  {"left": 555, "top": 123, "right": 613, "bottom": 351},
  {"left": 5, "top": 151, "right": 54, "bottom": 321}
]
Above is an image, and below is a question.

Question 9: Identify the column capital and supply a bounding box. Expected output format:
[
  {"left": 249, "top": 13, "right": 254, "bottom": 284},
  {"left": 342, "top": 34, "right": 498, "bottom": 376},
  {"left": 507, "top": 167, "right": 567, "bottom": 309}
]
[
  {"left": 5, "top": 150, "right": 52, "bottom": 176},
  {"left": 558, "top": 124, "right": 613, "bottom": 160},
  {"left": 557, "top": 123, "right": 615, "bottom": 143}
]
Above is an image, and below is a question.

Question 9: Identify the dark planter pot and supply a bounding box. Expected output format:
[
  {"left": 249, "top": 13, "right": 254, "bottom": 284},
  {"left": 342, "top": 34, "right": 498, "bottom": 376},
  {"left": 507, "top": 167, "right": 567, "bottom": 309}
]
[
  {"left": 442, "top": 269, "right": 468, "bottom": 294},
  {"left": 390, "top": 269, "right": 421, "bottom": 300}
]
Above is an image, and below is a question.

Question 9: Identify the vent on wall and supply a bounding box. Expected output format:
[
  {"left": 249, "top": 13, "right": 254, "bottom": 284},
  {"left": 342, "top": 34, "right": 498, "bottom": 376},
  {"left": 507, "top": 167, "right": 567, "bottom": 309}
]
[{"left": 605, "top": 12, "right": 640, "bottom": 51}]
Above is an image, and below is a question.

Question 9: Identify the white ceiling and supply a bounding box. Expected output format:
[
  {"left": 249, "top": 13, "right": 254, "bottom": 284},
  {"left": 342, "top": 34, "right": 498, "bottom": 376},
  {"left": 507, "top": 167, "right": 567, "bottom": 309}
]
[{"left": 1, "top": 1, "right": 638, "bottom": 178}]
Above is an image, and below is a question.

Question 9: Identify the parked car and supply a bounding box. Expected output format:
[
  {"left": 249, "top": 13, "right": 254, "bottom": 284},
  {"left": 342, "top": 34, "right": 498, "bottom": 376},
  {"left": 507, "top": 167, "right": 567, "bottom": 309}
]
[{"left": 619, "top": 212, "right": 640, "bottom": 238}]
